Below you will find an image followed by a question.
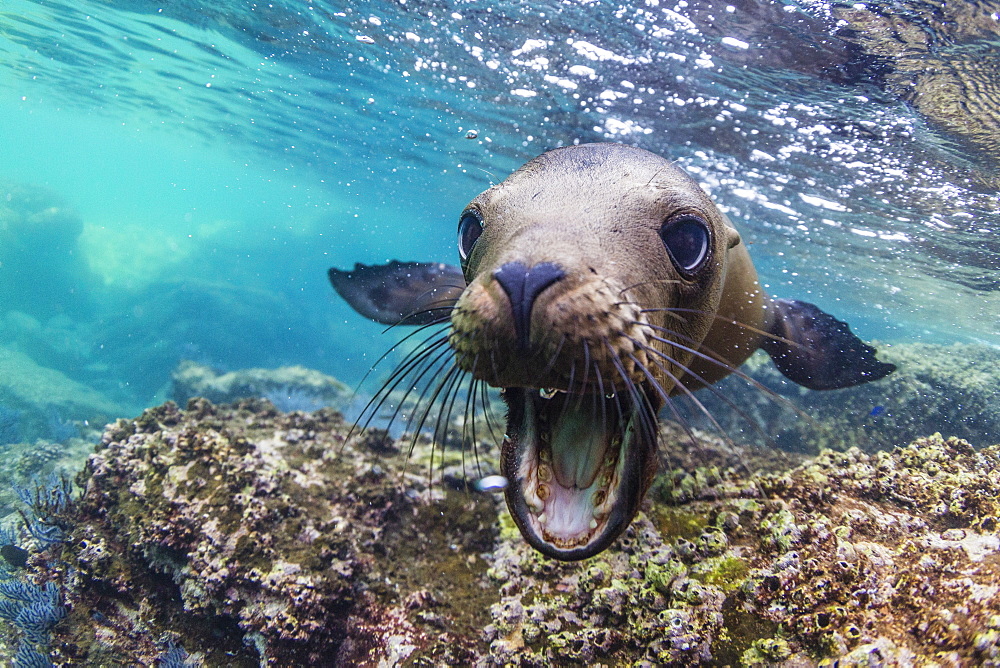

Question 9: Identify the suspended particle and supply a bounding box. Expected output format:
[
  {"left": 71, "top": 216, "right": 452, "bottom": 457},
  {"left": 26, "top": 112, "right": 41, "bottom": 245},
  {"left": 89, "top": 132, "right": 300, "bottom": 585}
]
[{"left": 474, "top": 475, "right": 508, "bottom": 493}]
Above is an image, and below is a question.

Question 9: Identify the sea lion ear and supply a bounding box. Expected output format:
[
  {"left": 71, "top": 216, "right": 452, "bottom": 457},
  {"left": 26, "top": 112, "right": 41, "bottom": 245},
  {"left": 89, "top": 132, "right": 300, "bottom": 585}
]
[
  {"left": 725, "top": 227, "right": 742, "bottom": 249},
  {"left": 328, "top": 260, "right": 466, "bottom": 326},
  {"left": 761, "top": 298, "right": 896, "bottom": 390}
]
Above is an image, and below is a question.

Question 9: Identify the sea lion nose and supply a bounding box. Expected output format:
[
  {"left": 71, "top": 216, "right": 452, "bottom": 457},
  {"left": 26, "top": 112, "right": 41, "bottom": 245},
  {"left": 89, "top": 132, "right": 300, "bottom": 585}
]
[{"left": 493, "top": 261, "right": 565, "bottom": 351}]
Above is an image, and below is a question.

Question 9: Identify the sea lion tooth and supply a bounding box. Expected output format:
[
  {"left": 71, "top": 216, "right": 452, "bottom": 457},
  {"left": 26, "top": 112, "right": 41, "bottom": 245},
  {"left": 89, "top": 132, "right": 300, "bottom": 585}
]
[{"left": 330, "top": 142, "right": 896, "bottom": 561}]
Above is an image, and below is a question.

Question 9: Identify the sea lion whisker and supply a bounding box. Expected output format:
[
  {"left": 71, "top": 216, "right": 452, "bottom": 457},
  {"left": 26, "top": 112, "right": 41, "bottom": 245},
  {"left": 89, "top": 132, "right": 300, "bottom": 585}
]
[
  {"left": 489, "top": 348, "right": 501, "bottom": 383},
  {"left": 464, "top": 374, "right": 485, "bottom": 482},
  {"left": 617, "top": 301, "right": 688, "bottom": 322},
  {"left": 406, "top": 361, "right": 462, "bottom": 481},
  {"left": 479, "top": 380, "right": 502, "bottom": 446},
  {"left": 385, "top": 306, "right": 453, "bottom": 333},
  {"left": 634, "top": 324, "right": 816, "bottom": 424},
  {"left": 430, "top": 364, "right": 469, "bottom": 484},
  {"left": 631, "top": 321, "right": 741, "bottom": 374},
  {"left": 593, "top": 363, "right": 609, "bottom": 439},
  {"left": 344, "top": 331, "right": 451, "bottom": 445},
  {"left": 632, "top": 337, "right": 791, "bottom": 452},
  {"left": 552, "top": 360, "right": 579, "bottom": 434},
  {"left": 641, "top": 307, "right": 805, "bottom": 350},
  {"left": 604, "top": 338, "right": 656, "bottom": 442},
  {"left": 538, "top": 333, "right": 568, "bottom": 381},
  {"left": 628, "top": 344, "right": 753, "bottom": 456},
  {"left": 616, "top": 277, "right": 683, "bottom": 298},
  {"left": 578, "top": 340, "right": 592, "bottom": 411},
  {"left": 622, "top": 348, "right": 701, "bottom": 447},
  {"left": 435, "top": 360, "right": 468, "bottom": 446},
  {"left": 400, "top": 347, "right": 460, "bottom": 449},
  {"left": 372, "top": 338, "right": 453, "bottom": 447},
  {"left": 352, "top": 322, "right": 450, "bottom": 399}
]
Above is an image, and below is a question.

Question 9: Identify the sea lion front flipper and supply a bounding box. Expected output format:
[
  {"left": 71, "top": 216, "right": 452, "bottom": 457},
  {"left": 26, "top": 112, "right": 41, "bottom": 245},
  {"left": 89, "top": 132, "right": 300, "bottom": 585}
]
[
  {"left": 328, "top": 260, "right": 466, "bottom": 326},
  {"left": 761, "top": 298, "right": 896, "bottom": 390}
]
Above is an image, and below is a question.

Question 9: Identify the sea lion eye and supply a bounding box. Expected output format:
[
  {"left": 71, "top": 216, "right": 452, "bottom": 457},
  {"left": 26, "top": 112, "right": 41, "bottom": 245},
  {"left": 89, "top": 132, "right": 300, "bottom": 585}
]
[
  {"left": 458, "top": 210, "right": 484, "bottom": 263},
  {"left": 660, "top": 215, "right": 710, "bottom": 274}
]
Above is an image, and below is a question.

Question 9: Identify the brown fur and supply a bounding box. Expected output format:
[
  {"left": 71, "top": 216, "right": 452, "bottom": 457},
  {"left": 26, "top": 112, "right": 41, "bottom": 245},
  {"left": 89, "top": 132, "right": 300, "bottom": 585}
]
[{"left": 449, "top": 143, "right": 769, "bottom": 395}]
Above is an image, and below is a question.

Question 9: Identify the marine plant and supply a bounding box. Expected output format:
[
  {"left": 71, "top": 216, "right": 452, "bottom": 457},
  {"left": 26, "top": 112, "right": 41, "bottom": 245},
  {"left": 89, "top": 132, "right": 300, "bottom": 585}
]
[
  {"left": 156, "top": 641, "right": 196, "bottom": 667},
  {"left": 0, "top": 579, "right": 65, "bottom": 667},
  {"left": 0, "top": 476, "right": 76, "bottom": 666},
  {"left": 15, "top": 474, "right": 76, "bottom": 547}
]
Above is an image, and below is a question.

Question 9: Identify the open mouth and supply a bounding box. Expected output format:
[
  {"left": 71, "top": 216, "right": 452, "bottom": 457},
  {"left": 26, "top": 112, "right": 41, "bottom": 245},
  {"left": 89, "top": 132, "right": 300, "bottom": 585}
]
[{"left": 500, "top": 385, "right": 660, "bottom": 561}]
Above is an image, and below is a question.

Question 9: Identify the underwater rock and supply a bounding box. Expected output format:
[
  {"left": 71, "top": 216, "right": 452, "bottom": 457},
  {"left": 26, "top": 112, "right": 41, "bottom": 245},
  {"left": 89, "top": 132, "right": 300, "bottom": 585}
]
[
  {"left": 5, "top": 399, "right": 997, "bottom": 665},
  {"left": 43, "top": 399, "right": 498, "bottom": 665},
  {"left": 0, "top": 180, "right": 93, "bottom": 318},
  {"left": 170, "top": 360, "right": 351, "bottom": 412},
  {"left": 484, "top": 430, "right": 1000, "bottom": 665},
  {"left": 0, "top": 346, "right": 125, "bottom": 522},
  {"left": 682, "top": 342, "right": 1000, "bottom": 456},
  {"left": 0, "top": 348, "right": 123, "bottom": 434}
]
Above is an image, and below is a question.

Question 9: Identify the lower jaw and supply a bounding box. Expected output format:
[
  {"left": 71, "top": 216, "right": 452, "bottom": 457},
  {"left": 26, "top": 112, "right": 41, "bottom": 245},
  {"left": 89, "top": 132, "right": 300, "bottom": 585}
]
[{"left": 499, "top": 386, "right": 660, "bottom": 561}]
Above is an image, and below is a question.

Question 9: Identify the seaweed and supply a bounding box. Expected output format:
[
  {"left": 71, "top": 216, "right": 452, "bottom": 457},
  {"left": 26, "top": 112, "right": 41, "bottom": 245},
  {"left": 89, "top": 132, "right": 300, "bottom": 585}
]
[{"left": 15, "top": 474, "right": 77, "bottom": 547}]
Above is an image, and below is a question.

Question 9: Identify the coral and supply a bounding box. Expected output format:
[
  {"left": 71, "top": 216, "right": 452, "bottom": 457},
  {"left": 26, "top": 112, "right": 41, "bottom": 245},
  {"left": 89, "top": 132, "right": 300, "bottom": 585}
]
[
  {"left": 42, "top": 400, "right": 497, "bottom": 665},
  {"left": 15, "top": 475, "right": 76, "bottom": 547},
  {"left": 0, "top": 580, "right": 66, "bottom": 663},
  {"left": 481, "top": 429, "right": 1000, "bottom": 665}
]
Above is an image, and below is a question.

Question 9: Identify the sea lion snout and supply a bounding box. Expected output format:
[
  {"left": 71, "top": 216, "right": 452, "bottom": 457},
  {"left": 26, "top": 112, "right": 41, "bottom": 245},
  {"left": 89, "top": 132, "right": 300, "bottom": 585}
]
[
  {"left": 492, "top": 261, "right": 566, "bottom": 352},
  {"left": 449, "top": 262, "right": 654, "bottom": 393}
]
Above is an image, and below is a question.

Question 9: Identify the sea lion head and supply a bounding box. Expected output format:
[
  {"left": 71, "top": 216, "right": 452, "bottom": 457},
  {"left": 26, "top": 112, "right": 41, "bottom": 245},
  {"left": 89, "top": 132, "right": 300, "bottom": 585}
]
[{"left": 448, "top": 143, "right": 743, "bottom": 560}]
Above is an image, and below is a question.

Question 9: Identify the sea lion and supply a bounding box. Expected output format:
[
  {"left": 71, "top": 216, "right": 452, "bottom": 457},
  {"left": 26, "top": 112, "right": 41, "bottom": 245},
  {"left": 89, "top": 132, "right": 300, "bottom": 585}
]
[{"left": 329, "top": 143, "right": 895, "bottom": 561}]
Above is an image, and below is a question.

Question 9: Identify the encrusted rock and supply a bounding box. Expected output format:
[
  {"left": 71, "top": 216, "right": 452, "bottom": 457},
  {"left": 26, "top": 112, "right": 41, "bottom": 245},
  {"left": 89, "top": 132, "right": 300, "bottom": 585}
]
[{"left": 3, "top": 399, "right": 997, "bottom": 666}]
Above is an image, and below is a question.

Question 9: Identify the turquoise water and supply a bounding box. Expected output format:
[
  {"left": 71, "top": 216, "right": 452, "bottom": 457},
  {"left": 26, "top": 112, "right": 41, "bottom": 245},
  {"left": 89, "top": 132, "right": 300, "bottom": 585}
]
[{"left": 1, "top": 0, "right": 998, "bottom": 428}]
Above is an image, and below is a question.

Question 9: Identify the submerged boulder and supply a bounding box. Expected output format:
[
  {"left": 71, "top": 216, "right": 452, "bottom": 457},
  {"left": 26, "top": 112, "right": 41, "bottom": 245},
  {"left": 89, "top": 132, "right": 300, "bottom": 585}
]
[
  {"left": 682, "top": 342, "right": 1000, "bottom": 456},
  {"left": 170, "top": 360, "right": 351, "bottom": 412}
]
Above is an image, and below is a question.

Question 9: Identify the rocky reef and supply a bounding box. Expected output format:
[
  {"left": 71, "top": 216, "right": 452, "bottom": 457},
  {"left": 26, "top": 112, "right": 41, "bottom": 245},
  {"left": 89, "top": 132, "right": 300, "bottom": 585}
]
[
  {"left": 170, "top": 360, "right": 351, "bottom": 412},
  {"left": 683, "top": 341, "right": 1000, "bottom": 457},
  {"left": 2, "top": 397, "right": 998, "bottom": 666}
]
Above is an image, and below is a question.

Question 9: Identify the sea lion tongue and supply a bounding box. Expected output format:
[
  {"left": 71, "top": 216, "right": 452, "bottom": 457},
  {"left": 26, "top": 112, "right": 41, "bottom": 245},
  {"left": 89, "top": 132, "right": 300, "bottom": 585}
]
[{"left": 500, "top": 387, "right": 659, "bottom": 561}]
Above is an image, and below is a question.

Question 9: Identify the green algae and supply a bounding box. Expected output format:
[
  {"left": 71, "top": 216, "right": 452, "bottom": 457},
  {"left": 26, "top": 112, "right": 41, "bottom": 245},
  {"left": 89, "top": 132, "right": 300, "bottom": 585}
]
[
  {"left": 689, "top": 554, "right": 749, "bottom": 591},
  {"left": 652, "top": 505, "right": 711, "bottom": 540}
]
